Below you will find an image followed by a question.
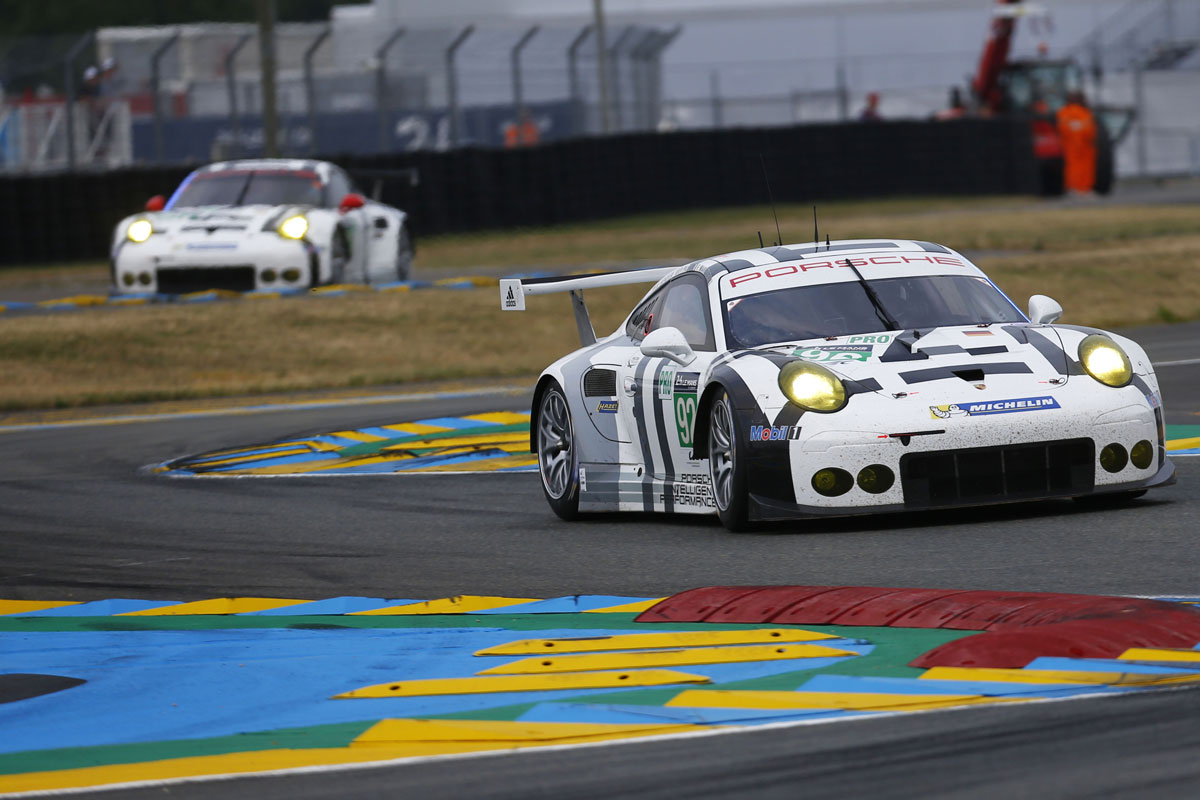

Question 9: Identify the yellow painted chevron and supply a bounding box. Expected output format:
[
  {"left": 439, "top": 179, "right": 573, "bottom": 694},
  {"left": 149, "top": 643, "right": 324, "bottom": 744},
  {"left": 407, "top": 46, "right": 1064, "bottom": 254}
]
[
  {"left": 353, "top": 718, "right": 707, "bottom": 746},
  {"left": 583, "top": 598, "right": 666, "bottom": 614},
  {"left": 666, "top": 689, "right": 1026, "bottom": 712},
  {"left": 0, "top": 600, "right": 80, "bottom": 615},
  {"left": 477, "top": 643, "right": 857, "bottom": 675},
  {"left": 118, "top": 598, "right": 308, "bottom": 616},
  {"left": 335, "top": 669, "right": 711, "bottom": 698},
  {"left": 475, "top": 627, "right": 840, "bottom": 656},
  {"left": 350, "top": 595, "right": 540, "bottom": 615},
  {"left": 1118, "top": 647, "right": 1200, "bottom": 663},
  {"left": 920, "top": 666, "right": 1200, "bottom": 686}
]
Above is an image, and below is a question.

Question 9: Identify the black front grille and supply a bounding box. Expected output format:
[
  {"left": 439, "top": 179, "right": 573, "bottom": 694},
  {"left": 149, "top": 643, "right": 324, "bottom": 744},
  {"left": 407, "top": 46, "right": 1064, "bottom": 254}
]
[
  {"left": 157, "top": 266, "right": 256, "bottom": 295},
  {"left": 900, "top": 438, "right": 1094, "bottom": 508}
]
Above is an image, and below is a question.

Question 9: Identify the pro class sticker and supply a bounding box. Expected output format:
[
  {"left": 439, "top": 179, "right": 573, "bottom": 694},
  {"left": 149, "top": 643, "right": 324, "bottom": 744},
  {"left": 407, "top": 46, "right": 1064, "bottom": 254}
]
[{"left": 930, "top": 395, "right": 1061, "bottom": 419}]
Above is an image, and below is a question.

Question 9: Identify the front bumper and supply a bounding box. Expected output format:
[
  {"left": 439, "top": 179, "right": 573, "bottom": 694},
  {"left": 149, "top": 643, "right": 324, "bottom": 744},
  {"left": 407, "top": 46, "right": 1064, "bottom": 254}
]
[
  {"left": 746, "top": 386, "right": 1170, "bottom": 521},
  {"left": 112, "top": 235, "right": 317, "bottom": 295}
]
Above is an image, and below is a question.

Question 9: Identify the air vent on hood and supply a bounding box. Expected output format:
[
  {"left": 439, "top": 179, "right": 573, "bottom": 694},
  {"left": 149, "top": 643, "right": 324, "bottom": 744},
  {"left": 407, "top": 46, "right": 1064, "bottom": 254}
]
[
  {"left": 952, "top": 368, "right": 986, "bottom": 383},
  {"left": 584, "top": 368, "right": 617, "bottom": 397}
]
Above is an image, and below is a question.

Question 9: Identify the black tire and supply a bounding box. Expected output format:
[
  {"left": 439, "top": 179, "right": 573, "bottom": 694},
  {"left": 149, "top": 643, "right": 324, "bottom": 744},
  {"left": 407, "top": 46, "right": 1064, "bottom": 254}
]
[
  {"left": 1073, "top": 489, "right": 1146, "bottom": 508},
  {"left": 328, "top": 228, "right": 349, "bottom": 285},
  {"left": 708, "top": 389, "right": 751, "bottom": 532},
  {"left": 394, "top": 224, "right": 414, "bottom": 282},
  {"left": 536, "top": 384, "right": 581, "bottom": 520}
]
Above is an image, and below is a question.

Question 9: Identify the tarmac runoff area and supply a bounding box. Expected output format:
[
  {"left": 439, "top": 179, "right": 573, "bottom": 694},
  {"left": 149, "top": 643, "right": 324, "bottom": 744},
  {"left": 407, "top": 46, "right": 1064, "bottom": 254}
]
[{"left": 3, "top": 588, "right": 1200, "bottom": 795}]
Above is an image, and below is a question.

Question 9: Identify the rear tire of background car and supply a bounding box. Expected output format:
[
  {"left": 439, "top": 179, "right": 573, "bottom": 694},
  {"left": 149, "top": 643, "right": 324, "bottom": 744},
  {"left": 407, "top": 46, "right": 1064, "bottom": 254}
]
[
  {"left": 708, "top": 389, "right": 751, "bottom": 532},
  {"left": 394, "top": 224, "right": 414, "bottom": 282},
  {"left": 329, "top": 228, "right": 349, "bottom": 284},
  {"left": 537, "top": 384, "right": 581, "bottom": 521}
]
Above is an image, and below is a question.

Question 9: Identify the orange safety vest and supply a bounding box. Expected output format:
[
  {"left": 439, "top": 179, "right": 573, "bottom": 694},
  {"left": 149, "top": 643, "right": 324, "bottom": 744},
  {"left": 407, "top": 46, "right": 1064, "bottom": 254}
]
[
  {"left": 504, "top": 119, "right": 540, "bottom": 148},
  {"left": 1056, "top": 102, "right": 1097, "bottom": 193}
]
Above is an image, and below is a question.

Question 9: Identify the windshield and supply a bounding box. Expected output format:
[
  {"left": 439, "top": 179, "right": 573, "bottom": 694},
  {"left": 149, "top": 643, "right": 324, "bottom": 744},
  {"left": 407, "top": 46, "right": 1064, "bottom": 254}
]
[
  {"left": 172, "top": 171, "right": 324, "bottom": 208},
  {"left": 725, "top": 275, "right": 1025, "bottom": 348}
]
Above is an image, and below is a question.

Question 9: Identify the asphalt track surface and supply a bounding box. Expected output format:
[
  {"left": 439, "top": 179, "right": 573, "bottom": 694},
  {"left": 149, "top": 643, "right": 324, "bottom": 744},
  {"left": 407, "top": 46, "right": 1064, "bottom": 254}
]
[{"left": 3, "top": 322, "right": 1199, "bottom": 799}]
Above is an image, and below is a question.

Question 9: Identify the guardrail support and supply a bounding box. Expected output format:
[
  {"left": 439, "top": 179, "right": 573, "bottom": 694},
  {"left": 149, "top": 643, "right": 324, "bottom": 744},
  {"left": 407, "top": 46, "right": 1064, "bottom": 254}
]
[
  {"left": 304, "top": 27, "right": 331, "bottom": 155},
  {"left": 511, "top": 26, "right": 540, "bottom": 127},
  {"left": 446, "top": 25, "right": 474, "bottom": 148},
  {"left": 150, "top": 30, "right": 181, "bottom": 164},
  {"left": 376, "top": 26, "right": 407, "bottom": 152},
  {"left": 225, "top": 34, "right": 253, "bottom": 159}
]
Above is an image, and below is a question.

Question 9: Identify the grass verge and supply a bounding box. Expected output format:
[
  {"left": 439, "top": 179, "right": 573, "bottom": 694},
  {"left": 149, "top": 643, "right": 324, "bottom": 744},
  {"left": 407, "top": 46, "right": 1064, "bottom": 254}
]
[{"left": 1, "top": 196, "right": 1198, "bottom": 410}]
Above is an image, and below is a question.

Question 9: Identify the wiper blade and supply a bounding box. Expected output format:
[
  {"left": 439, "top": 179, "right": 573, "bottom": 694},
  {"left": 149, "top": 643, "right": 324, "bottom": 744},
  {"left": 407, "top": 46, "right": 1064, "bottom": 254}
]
[{"left": 842, "top": 258, "right": 900, "bottom": 331}]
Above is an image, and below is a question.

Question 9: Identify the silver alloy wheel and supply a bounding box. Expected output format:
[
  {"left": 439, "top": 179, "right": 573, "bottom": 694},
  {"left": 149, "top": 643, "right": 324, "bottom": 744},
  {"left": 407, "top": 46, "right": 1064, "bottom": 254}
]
[
  {"left": 709, "top": 396, "right": 735, "bottom": 511},
  {"left": 538, "top": 390, "right": 573, "bottom": 499}
]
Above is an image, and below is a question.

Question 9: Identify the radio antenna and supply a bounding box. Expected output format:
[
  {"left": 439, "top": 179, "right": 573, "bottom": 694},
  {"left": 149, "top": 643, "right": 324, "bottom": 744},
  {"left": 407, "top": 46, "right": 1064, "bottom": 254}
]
[
  {"left": 812, "top": 205, "right": 819, "bottom": 245},
  {"left": 757, "top": 231, "right": 764, "bottom": 247},
  {"left": 759, "top": 154, "right": 783, "bottom": 247},
  {"left": 826, "top": 233, "right": 830, "bottom": 250}
]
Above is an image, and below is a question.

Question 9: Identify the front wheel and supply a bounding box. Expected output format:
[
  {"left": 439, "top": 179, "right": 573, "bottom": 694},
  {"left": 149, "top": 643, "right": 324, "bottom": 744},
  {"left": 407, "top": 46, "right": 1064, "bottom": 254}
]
[
  {"left": 708, "top": 390, "right": 751, "bottom": 531},
  {"left": 537, "top": 384, "right": 580, "bottom": 520}
]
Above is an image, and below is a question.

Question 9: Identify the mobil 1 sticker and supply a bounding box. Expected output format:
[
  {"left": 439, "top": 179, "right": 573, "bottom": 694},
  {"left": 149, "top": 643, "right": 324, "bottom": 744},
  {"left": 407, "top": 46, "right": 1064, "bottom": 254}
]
[{"left": 792, "top": 344, "right": 873, "bottom": 363}]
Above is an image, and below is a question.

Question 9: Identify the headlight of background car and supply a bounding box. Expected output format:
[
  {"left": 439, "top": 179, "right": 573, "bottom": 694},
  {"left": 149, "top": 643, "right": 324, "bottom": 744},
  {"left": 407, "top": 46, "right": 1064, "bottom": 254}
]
[
  {"left": 1078, "top": 334, "right": 1132, "bottom": 387},
  {"left": 126, "top": 219, "right": 153, "bottom": 243},
  {"left": 778, "top": 360, "right": 847, "bottom": 413},
  {"left": 277, "top": 215, "right": 309, "bottom": 240}
]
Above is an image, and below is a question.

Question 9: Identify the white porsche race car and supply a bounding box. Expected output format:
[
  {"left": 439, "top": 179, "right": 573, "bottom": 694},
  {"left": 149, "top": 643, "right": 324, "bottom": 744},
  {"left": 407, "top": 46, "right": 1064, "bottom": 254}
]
[
  {"left": 111, "top": 159, "right": 413, "bottom": 295},
  {"left": 501, "top": 238, "right": 1174, "bottom": 531}
]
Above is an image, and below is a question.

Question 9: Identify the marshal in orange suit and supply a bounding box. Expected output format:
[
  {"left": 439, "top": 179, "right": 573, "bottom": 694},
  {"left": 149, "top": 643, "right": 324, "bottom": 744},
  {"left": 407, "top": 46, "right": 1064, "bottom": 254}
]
[{"left": 1056, "top": 91, "right": 1098, "bottom": 193}]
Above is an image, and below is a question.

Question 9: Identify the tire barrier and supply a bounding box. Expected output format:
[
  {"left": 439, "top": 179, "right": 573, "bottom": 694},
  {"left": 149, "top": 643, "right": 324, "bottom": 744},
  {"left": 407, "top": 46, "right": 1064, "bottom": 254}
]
[
  {"left": 0, "top": 119, "right": 1038, "bottom": 267},
  {"left": 2, "top": 590, "right": 1198, "bottom": 793}
]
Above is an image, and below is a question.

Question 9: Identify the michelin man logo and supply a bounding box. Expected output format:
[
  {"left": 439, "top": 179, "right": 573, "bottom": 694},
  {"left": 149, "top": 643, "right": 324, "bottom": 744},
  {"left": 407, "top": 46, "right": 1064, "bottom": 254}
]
[{"left": 930, "top": 404, "right": 967, "bottom": 419}]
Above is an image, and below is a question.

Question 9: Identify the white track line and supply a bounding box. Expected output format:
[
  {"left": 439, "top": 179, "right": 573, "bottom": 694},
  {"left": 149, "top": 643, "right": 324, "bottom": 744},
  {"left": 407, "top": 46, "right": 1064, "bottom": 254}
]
[{"left": 1153, "top": 358, "right": 1200, "bottom": 367}]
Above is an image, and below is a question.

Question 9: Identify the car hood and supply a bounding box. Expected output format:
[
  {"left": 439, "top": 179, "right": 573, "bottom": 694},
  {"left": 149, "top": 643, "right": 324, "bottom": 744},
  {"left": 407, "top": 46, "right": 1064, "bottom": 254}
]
[
  {"left": 754, "top": 323, "right": 1085, "bottom": 398},
  {"left": 142, "top": 205, "right": 308, "bottom": 235}
]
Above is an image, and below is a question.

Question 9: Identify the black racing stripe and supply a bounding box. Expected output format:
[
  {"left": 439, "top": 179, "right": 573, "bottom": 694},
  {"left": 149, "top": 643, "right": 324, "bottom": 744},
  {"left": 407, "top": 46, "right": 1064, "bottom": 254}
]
[
  {"left": 756, "top": 241, "right": 899, "bottom": 262},
  {"left": 913, "top": 241, "right": 951, "bottom": 253},
  {"left": 717, "top": 259, "right": 756, "bottom": 272},
  {"left": 965, "top": 345, "right": 1009, "bottom": 356},
  {"left": 633, "top": 358, "right": 655, "bottom": 512},
  {"left": 1001, "top": 325, "right": 1030, "bottom": 344},
  {"left": 1131, "top": 374, "right": 1152, "bottom": 395},
  {"left": 919, "top": 345, "right": 967, "bottom": 356},
  {"left": 879, "top": 332, "right": 928, "bottom": 362},
  {"left": 772, "top": 403, "right": 804, "bottom": 428},
  {"left": 1025, "top": 328, "right": 1074, "bottom": 375},
  {"left": 651, "top": 361, "right": 674, "bottom": 514},
  {"left": 845, "top": 377, "right": 882, "bottom": 396},
  {"left": 899, "top": 362, "right": 1033, "bottom": 384}
]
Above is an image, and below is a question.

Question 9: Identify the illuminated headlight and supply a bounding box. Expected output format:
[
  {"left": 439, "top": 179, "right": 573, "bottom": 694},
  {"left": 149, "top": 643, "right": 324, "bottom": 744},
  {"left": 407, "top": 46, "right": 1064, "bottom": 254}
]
[
  {"left": 126, "top": 219, "right": 153, "bottom": 243},
  {"left": 1079, "top": 334, "right": 1132, "bottom": 387},
  {"left": 778, "top": 360, "right": 847, "bottom": 413},
  {"left": 278, "top": 215, "right": 309, "bottom": 240}
]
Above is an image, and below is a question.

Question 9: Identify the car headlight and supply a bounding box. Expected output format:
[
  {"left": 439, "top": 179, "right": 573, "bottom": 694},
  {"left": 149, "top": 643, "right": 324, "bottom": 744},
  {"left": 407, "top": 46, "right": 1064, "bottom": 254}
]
[
  {"left": 778, "top": 360, "right": 847, "bottom": 413},
  {"left": 1078, "top": 334, "right": 1132, "bottom": 387},
  {"left": 278, "top": 215, "right": 309, "bottom": 240},
  {"left": 126, "top": 219, "right": 153, "bottom": 243}
]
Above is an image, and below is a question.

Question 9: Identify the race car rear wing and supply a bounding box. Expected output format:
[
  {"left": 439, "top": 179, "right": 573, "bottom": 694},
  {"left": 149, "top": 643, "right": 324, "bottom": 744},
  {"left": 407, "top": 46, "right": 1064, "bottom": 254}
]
[{"left": 500, "top": 267, "right": 676, "bottom": 347}]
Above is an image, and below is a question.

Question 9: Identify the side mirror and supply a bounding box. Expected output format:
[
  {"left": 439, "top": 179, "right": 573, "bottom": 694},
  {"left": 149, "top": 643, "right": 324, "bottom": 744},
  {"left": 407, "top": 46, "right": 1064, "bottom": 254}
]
[
  {"left": 641, "top": 326, "right": 696, "bottom": 366},
  {"left": 339, "top": 192, "right": 366, "bottom": 213},
  {"left": 145, "top": 195, "right": 166, "bottom": 211},
  {"left": 1028, "top": 294, "right": 1063, "bottom": 325}
]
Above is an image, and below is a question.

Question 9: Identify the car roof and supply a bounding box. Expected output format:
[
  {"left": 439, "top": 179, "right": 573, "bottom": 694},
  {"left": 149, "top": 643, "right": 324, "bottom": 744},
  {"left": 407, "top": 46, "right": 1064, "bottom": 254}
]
[{"left": 196, "top": 159, "right": 332, "bottom": 182}]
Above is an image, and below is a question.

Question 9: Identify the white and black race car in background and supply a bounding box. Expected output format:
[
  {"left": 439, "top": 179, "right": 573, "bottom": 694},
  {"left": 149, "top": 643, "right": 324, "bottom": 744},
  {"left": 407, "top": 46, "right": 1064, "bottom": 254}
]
[
  {"left": 111, "top": 159, "right": 413, "bottom": 295},
  {"left": 501, "top": 238, "right": 1174, "bottom": 531}
]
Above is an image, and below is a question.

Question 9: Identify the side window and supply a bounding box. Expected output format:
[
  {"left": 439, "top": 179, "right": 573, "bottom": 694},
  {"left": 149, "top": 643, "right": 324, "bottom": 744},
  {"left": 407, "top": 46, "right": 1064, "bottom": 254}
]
[
  {"left": 656, "top": 276, "right": 715, "bottom": 351},
  {"left": 625, "top": 291, "right": 663, "bottom": 342},
  {"left": 325, "top": 169, "right": 351, "bottom": 208}
]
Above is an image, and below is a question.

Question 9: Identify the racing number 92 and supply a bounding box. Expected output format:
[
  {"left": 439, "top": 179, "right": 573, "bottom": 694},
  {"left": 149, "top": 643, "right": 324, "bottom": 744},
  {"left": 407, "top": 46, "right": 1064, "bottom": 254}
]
[{"left": 674, "top": 393, "right": 697, "bottom": 447}]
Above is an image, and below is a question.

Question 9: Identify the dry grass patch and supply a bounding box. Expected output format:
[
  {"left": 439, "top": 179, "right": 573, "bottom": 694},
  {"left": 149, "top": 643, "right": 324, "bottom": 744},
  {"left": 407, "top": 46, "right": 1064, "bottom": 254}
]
[{"left": 0, "top": 286, "right": 650, "bottom": 410}]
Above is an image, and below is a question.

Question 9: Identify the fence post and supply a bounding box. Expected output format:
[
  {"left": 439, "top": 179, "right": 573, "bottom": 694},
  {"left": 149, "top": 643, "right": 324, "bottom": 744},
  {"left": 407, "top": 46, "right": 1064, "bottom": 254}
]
[
  {"left": 63, "top": 32, "right": 94, "bottom": 171},
  {"left": 150, "top": 30, "right": 180, "bottom": 164},
  {"left": 511, "top": 26, "right": 540, "bottom": 131},
  {"left": 567, "top": 25, "right": 593, "bottom": 136},
  {"left": 258, "top": 0, "right": 280, "bottom": 157},
  {"left": 1133, "top": 64, "right": 1147, "bottom": 175},
  {"left": 710, "top": 70, "right": 723, "bottom": 129},
  {"left": 642, "top": 26, "right": 680, "bottom": 132},
  {"left": 225, "top": 33, "right": 253, "bottom": 159},
  {"left": 304, "top": 27, "right": 331, "bottom": 155},
  {"left": 593, "top": 0, "right": 612, "bottom": 133},
  {"left": 376, "top": 26, "right": 407, "bottom": 153},
  {"left": 446, "top": 25, "right": 474, "bottom": 149},
  {"left": 608, "top": 26, "right": 635, "bottom": 132},
  {"left": 630, "top": 30, "right": 659, "bottom": 131}
]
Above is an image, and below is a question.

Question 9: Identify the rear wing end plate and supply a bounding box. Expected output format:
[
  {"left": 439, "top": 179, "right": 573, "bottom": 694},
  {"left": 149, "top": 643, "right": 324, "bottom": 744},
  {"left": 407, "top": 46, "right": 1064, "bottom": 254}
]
[{"left": 500, "top": 267, "right": 677, "bottom": 346}]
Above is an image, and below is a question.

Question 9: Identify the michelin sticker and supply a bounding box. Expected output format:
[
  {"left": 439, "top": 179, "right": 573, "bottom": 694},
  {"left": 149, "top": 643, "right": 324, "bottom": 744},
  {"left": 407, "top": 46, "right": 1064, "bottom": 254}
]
[
  {"left": 930, "top": 395, "right": 1060, "bottom": 419},
  {"left": 792, "top": 345, "right": 873, "bottom": 363}
]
